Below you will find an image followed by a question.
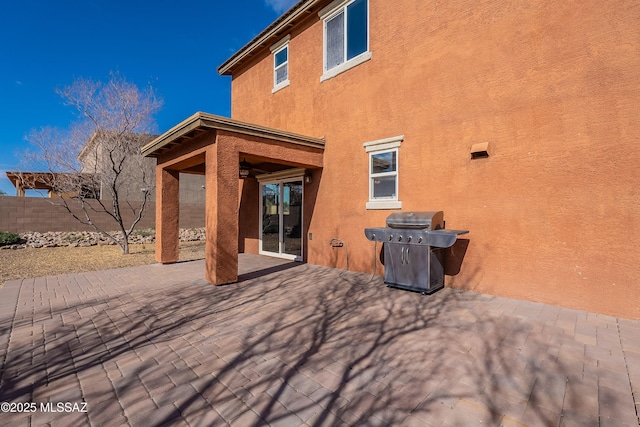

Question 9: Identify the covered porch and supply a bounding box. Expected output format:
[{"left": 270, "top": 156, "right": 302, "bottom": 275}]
[{"left": 141, "top": 112, "right": 324, "bottom": 285}]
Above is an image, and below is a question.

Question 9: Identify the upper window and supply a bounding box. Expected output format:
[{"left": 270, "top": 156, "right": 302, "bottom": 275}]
[
  {"left": 270, "top": 35, "right": 290, "bottom": 93},
  {"left": 363, "top": 135, "right": 403, "bottom": 210},
  {"left": 274, "top": 46, "right": 288, "bottom": 85},
  {"left": 320, "top": 0, "right": 371, "bottom": 81}
]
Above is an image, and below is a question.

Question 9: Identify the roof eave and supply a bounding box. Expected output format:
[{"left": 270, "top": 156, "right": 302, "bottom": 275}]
[
  {"left": 217, "top": 0, "right": 321, "bottom": 76},
  {"left": 140, "top": 112, "right": 203, "bottom": 157},
  {"left": 141, "top": 112, "right": 325, "bottom": 158}
]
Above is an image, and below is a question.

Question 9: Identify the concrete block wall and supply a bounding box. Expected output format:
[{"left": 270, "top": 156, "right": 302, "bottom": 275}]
[{"left": 0, "top": 196, "right": 204, "bottom": 233}]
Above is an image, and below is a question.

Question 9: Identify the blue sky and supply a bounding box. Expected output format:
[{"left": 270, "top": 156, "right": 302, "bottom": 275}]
[{"left": 0, "top": 0, "right": 298, "bottom": 195}]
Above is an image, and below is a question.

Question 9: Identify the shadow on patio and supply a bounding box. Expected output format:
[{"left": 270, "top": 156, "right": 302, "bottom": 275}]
[{"left": 0, "top": 257, "right": 635, "bottom": 426}]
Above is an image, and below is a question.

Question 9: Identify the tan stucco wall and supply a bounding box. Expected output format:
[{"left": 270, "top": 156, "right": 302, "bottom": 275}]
[
  {"left": 238, "top": 178, "right": 260, "bottom": 255},
  {"left": 229, "top": 0, "right": 640, "bottom": 318}
]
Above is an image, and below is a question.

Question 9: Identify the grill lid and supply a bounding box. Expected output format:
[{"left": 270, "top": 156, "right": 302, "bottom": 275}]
[{"left": 386, "top": 211, "right": 444, "bottom": 230}]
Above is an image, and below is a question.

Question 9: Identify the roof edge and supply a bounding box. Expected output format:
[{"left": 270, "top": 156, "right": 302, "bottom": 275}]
[
  {"left": 141, "top": 112, "right": 203, "bottom": 156},
  {"left": 141, "top": 112, "right": 325, "bottom": 157},
  {"left": 217, "top": 0, "right": 322, "bottom": 76}
]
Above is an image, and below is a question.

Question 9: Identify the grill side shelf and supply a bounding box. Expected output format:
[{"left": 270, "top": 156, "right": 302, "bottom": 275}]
[
  {"left": 364, "top": 228, "right": 388, "bottom": 242},
  {"left": 426, "top": 229, "right": 469, "bottom": 248}
]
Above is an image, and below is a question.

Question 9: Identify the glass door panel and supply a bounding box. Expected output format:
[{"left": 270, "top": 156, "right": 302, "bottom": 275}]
[
  {"left": 283, "top": 181, "right": 302, "bottom": 257},
  {"left": 260, "top": 178, "right": 303, "bottom": 259},
  {"left": 261, "top": 183, "right": 280, "bottom": 253}
]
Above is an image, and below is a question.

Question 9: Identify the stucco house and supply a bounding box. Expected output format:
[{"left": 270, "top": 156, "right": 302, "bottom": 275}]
[
  {"left": 8, "top": 131, "right": 205, "bottom": 204},
  {"left": 3, "top": 131, "right": 207, "bottom": 233},
  {"left": 143, "top": 0, "right": 640, "bottom": 319}
]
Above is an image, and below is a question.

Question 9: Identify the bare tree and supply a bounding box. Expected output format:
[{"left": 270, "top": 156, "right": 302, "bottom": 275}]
[{"left": 18, "top": 72, "right": 163, "bottom": 254}]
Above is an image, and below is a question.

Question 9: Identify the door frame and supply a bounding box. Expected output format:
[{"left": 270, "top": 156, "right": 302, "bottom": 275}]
[{"left": 257, "top": 168, "right": 305, "bottom": 261}]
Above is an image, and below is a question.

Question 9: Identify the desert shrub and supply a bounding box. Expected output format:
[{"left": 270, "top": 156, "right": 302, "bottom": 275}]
[
  {"left": 133, "top": 229, "right": 155, "bottom": 238},
  {"left": 64, "top": 234, "right": 81, "bottom": 243},
  {"left": 0, "top": 231, "right": 21, "bottom": 246}
]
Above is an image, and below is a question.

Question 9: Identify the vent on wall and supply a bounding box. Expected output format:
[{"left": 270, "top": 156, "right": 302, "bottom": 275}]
[{"left": 471, "top": 142, "right": 489, "bottom": 159}]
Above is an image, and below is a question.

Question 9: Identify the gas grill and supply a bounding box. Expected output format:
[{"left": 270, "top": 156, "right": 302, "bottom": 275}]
[{"left": 364, "top": 211, "right": 468, "bottom": 294}]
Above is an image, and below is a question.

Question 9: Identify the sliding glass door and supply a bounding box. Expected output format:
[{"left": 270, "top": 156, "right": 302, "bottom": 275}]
[{"left": 260, "top": 178, "right": 303, "bottom": 260}]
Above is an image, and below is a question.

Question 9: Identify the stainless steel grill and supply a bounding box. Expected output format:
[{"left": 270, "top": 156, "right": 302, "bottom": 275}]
[{"left": 364, "top": 211, "right": 468, "bottom": 294}]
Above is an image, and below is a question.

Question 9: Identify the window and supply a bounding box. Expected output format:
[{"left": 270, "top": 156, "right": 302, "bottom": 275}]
[
  {"left": 370, "top": 150, "right": 397, "bottom": 199},
  {"left": 363, "top": 135, "right": 403, "bottom": 209},
  {"left": 320, "top": 0, "right": 371, "bottom": 81},
  {"left": 274, "top": 46, "right": 288, "bottom": 85},
  {"left": 270, "top": 35, "right": 290, "bottom": 92}
]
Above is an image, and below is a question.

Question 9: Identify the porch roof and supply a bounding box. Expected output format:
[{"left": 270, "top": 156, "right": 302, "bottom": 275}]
[{"left": 141, "top": 112, "right": 325, "bottom": 158}]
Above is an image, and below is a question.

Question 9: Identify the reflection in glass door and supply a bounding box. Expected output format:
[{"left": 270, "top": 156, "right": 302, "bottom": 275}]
[
  {"left": 261, "top": 183, "right": 280, "bottom": 254},
  {"left": 283, "top": 181, "right": 302, "bottom": 257},
  {"left": 261, "top": 179, "right": 303, "bottom": 260}
]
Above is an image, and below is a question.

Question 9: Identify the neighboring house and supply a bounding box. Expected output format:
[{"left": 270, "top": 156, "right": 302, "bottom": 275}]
[
  {"left": 143, "top": 0, "right": 640, "bottom": 319},
  {"left": 75, "top": 131, "right": 155, "bottom": 202},
  {"left": 9, "top": 131, "right": 205, "bottom": 204},
  {"left": 4, "top": 130, "right": 206, "bottom": 233}
]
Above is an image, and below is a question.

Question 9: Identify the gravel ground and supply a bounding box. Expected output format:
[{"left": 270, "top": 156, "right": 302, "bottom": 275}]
[{"left": 0, "top": 241, "right": 205, "bottom": 287}]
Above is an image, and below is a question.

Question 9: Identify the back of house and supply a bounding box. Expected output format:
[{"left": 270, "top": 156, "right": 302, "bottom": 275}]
[{"left": 148, "top": 0, "right": 640, "bottom": 318}]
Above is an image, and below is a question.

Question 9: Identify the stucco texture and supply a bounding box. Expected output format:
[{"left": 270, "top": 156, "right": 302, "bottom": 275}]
[{"left": 229, "top": 0, "right": 640, "bottom": 318}]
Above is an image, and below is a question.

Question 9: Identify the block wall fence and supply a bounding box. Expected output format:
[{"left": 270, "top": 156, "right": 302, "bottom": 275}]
[{"left": 0, "top": 196, "right": 205, "bottom": 233}]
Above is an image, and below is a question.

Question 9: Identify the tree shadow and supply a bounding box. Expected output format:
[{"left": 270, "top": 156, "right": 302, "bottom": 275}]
[{"left": 0, "top": 262, "right": 622, "bottom": 426}]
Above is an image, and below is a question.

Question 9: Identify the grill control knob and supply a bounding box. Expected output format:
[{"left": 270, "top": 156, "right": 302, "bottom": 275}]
[
  {"left": 388, "top": 234, "right": 393, "bottom": 241},
  {"left": 371, "top": 234, "right": 376, "bottom": 240},
  {"left": 398, "top": 235, "right": 402, "bottom": 241},
  {"left": 418, "top": 237, "right": 423, "bottom": 243},
  {"left": 408, "top": 236, "right": 412, "bottom": 242}
]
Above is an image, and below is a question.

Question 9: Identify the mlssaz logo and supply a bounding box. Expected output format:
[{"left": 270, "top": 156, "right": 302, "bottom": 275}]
[{"left": 40, "top": 402, "right": 88, "bottom": 413}]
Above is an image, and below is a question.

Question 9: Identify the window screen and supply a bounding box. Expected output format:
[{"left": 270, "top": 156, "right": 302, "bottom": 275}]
[{"left": 324, "top": 0, "right": 368, "bottom": 71}]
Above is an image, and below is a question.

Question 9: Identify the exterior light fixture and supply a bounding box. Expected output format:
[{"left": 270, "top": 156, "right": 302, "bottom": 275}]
[{"left": 239, "top": 158, "right": 251, "bottom": 179}]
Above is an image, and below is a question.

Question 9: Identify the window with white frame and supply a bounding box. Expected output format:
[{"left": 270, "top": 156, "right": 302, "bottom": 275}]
[
  {"left": 364, "top": 135, "right": 403, "bottom": 210},
  {"left": 320, "top": 0, "right": 370, "bottom": 81},
  {"left": 370, "top": 150, "right": 397, "bottom": 197},
  {"left": 271, "top": 35, "right": 290, "bottom": 92}
]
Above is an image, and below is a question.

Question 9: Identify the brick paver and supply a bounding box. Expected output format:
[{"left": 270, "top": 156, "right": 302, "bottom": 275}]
[{"left": 0, "top": 254, "right": 639, "bottom": 426}]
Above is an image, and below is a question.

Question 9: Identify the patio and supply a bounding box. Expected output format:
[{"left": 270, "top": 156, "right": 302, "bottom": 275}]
[{"left": 0, "top": 255, "right": 639, "bottom": 426}]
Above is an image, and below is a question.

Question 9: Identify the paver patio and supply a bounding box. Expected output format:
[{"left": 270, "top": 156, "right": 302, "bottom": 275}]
[{"left": 0, "top": 254, "right": 639, "bottom": 426}]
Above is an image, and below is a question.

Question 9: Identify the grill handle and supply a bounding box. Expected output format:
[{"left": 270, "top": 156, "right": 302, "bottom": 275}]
[{"left": 400, "top": 247, "right": 411, "bottom": 264}]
